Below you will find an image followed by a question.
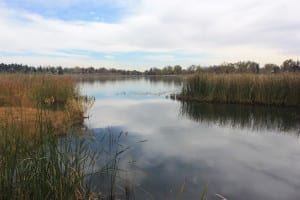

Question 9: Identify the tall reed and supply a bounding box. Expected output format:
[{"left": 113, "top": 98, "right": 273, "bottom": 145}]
[
  {"left": 180, "top": 73, "right": 300, "bottom": 106},
  {"left": 0, "top": 74, "right": 76, "bottom": 108},
  {"left": 0, "top": 74, "right": 92, "bottom": 134},
  {"left": 0, "top": 106, "right": 94, "bottom": 199},
  {"left": 0, "top": 74, "right": 130, "bottom": 199},
  {"left": 0, "top": 113, "right": 129, "bottom": 199}
]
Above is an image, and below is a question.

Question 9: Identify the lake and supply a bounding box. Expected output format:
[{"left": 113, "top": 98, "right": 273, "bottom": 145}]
[{"left": 79, "top": 76, "right": 300, "bottom": 200}]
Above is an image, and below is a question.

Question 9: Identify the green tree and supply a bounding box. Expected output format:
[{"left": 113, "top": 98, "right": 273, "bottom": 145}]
[{"left": 174, "top": 65, "right": 182, "bottom": 74}]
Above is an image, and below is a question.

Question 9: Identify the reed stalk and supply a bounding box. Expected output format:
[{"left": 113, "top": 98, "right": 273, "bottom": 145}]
[{"left": 180, "top": 73, "right": 300, "bottom": 106}]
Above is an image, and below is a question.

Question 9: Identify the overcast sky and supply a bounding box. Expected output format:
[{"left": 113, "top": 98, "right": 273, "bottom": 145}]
[{"left": 0, "top": 0, "right": 299, "bottom": 69}]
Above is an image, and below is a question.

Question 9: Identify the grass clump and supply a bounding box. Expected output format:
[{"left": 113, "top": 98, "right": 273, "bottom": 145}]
[
  {"left": 0, "top": 74, "right": 104, "bottom": 199},
  {"left": 0, "top": 74, "right": 75, "bottom": 108},
  {"left": 0, "top": 74, "right": 131, "bottom": 199},
  {"left": 0, "top": 121, "right": 96, "bottom": 199},
  {"left": 179, "top": 73, "right": 300, "bottom": 106},
  {"left": 0, "top": 74, "right": 92, "bottom": 134},
  {"left": 0, "top": 115, "right": 128, "bottom": 199}
]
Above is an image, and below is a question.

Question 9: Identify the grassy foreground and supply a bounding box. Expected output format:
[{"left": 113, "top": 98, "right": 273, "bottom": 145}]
[
  {"left": 0, "top": 74, "right": 102, "bottom": 199},
  {"left": 178, "top": 73, "right": 300, "bottom": 106}
]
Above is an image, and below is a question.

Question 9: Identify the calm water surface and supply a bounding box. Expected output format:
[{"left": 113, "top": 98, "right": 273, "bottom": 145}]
[{"left": 79, "top": 76, "right": 300, "bottom": 200}]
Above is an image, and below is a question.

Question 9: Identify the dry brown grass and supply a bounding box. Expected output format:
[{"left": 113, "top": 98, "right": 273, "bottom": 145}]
[
  {"left": 0, "top": 107, "right": 68, "bottom": 135},
  {"left": 0, "top": 74, "right": 85, "bottom": 135},
  {"left": 0, "top": 74, "right": 76, "bottom": 107}
]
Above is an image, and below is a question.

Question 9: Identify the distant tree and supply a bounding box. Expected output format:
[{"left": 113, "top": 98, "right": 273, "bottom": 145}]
[
  {"left": 166, "top": 66, "right": 174, "bottom": 75},
  {"left": 245, "top": 61, "right": 259, "bottom": 73},
  {"left": 86, "top": 67, "right": 95, "bottom": 73},
  {"left": 187, "top": 65, "right": 196, "bottom": 73},
  {"left": 281, "top": 59, "right": 299, "bottom": 72},
  {"left": 235, "top": 61, "right": 259, "bottom": 73},
  {"left": 264, "top": 63, "right": 279, "bottom": 73},
  {"left": 57, "top": 66, "right": 63, "bottom": 74},
  {"left": 225, "top": 64, "right": 236, "bottom": 73},
  {"left": 235, "top": 62, "right": 248, "bottom": 73},
  {"left": 174, "top": 65, "right": 182, "bottom": 74}
]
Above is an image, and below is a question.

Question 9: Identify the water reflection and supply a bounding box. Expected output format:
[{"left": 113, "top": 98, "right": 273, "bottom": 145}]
[
  {"left": 78, "top": 77, "right": 300, "bottom": 200},
  {"left": 89, "top": 125, "right": 300, "bottom": 200},
  {"left": 76, "top": 75, "right": 183, "bottom": 87},
  {"left": 79, "top": 76, "right": 182, "bottom": 101},
  {"left": 180, "top": 101, "right": 300, "bottom": 133}
]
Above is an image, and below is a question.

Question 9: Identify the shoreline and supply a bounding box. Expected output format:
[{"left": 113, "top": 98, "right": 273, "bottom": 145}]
[{"left": 171, "top": 94, "right": 300, "bottom": 108}]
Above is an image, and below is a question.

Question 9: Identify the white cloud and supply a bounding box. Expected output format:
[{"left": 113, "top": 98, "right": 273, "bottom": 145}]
[
  {"left": 0, "top": 0, "right": 299, "bottom": 68},
  {"left": 0, "top": 54, "right": 120, "bottom": 67}
]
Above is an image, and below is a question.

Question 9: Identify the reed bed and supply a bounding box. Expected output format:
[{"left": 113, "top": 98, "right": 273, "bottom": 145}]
[
  {"left": 0, "top": 112, "right": 127, "bottom": 199},
  {"left": 0, "top": 74, "right": 91, "bottom": 134},
  {"left": 0, "top": 74, "right": 76, "bottom": 108},
  {"left": 180, "top": 73, "right": 300, "bottom": 106},
  {"left": 0, "top": 74, "right": 128, "bottom": 199}
]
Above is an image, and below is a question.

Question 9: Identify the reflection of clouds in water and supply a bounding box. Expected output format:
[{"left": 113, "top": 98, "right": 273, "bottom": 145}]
[
  {"left": 121, "top": 128, "right": 300, "bottom": 199},
  {"left": 87, "top": 99, "right": 180, "bottom": 134},
  {"left": 79, "top": 77, "right": 181, "bottom": 101},
  {"left": 86, "top": 98, "right": 300, "bottom": 199},
  {"left": 81, "top": 78, "right": 300, "bottom": 199},
  {"left": 117, "top": 132, "right": 300, "bottom": 199}
]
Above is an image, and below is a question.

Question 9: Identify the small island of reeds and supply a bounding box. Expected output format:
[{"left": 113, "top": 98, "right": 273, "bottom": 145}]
[{"left": 176, "top": 73, "right": 300, "bottom": 107}]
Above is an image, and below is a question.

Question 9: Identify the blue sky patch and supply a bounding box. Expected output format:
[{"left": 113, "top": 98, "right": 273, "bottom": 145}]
[{"left": 2, "top": 0, "right": 127, "bottom": 22}]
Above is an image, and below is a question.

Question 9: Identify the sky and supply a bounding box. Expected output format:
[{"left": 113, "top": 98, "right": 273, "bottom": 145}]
[{"left": 0, "top": 0, "right": 299, "bottom": 69}]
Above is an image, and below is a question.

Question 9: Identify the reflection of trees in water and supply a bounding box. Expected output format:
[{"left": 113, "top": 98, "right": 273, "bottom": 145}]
[
  {"left": 73, "top": 75, "right": 141, "bottom": 85},
  {"left": 145, "top": 76, "right": 183, "bottom": 86},
  {"left": 76, "top": 76, "right": 183, "bottom": 86},
  {"left": 180, "top": 102, "right": 300, "bottom": 134}
]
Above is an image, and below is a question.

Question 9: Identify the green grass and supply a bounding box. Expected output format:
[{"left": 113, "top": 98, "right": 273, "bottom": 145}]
[
  {"left": 179, "top": 73, "right": 300, "bottom": 106},
  {"left": 0, "top": 112, "right": 129, "bottom": 199},
  {"left": 0, "top": 74, "right": 128, "bottom": 199},
  {"left": 0, "top": 108, "right": 93, "bottom": 199}
]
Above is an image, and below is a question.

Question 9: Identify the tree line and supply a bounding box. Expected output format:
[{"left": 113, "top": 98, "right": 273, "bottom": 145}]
[{"left": 0, "top": 59, "right": 299, "bottom": 75}]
